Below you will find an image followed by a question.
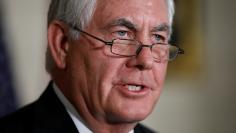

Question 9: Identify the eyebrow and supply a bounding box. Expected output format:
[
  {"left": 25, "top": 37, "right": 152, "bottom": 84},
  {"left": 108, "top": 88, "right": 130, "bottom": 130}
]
[
  {"left": 106, "top": 18, "right": 138, "bottom": 31},
  {"left": 105, "top": 18, "right": 171, "bottom": 36},
  {"left": 151, "top": 23, "right": 171, "bottom": 35}
]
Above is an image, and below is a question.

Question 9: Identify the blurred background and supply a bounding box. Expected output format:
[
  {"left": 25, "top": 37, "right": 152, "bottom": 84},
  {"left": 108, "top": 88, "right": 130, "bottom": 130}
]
[{"left": 0, "top": 0, "right": 235, "bottom": 133}]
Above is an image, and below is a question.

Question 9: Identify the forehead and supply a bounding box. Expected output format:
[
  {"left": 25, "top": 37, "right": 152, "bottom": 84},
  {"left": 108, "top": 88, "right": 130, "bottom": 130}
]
[{"left": 92, "top": 0, "right": 169, "bottom": 29}]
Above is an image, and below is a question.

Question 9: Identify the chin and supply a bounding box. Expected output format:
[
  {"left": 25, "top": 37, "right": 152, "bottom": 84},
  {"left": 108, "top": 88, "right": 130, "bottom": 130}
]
[
  {"left": 103, "top": 85, "right": 159, "bottom": 124},
  {"left": 106, "top": 106, "right": 153, "bottom": 124}
]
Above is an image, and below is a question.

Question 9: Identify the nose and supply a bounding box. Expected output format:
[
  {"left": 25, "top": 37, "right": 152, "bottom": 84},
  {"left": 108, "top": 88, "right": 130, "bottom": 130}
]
[{"left": 126, "top": 46, "right": 153, "bottom": 70}]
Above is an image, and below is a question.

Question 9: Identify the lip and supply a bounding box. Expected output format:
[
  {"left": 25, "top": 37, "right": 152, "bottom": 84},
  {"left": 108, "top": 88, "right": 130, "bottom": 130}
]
[{"left": 115, "top": 83, "right": 152, "bottom": 98}]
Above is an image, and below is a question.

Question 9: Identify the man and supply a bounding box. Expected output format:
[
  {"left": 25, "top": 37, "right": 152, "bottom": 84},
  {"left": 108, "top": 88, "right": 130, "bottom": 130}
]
[{"left": 0, "top": 0, "right": 183, "bottom": 132}]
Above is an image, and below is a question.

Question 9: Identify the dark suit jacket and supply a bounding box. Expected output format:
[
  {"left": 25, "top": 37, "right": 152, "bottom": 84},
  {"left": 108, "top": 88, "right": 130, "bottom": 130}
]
[{"left": 0, "top": 83, "right": 157, "bottom": 133}]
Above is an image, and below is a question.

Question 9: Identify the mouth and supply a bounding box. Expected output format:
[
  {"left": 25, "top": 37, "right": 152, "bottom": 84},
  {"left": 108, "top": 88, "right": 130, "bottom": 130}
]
[
  {"left": 116, "top": 83, "right": 151, "bottom": 98},
  {"left": 127, "top": 84, "right": 144, "bottom": 92}
]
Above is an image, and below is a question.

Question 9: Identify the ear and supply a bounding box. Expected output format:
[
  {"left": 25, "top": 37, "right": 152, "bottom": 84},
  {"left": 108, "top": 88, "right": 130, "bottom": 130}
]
[{"left": 47, "top": 21, "right": 70, "bottom": 69}]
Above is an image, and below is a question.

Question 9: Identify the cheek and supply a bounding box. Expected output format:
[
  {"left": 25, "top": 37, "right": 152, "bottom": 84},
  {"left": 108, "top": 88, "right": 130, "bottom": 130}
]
[
  {"left": 153, "top": 62, "right": 168, "bottom": 86},
  {"left": 96, "top": 58, "right": 124, "bottom": 101},
  {"left": 85, "top": 52, "right": 125, "bottom": 111}
]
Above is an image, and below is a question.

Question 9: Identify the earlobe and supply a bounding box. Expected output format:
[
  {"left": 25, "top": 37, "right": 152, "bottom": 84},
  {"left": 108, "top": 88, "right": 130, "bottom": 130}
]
[{"left": 47, "top": 21, "right": 69, "bottom": 69}]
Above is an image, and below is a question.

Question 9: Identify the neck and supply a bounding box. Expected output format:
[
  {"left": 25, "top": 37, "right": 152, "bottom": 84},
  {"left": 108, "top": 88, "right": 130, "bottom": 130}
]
[
  {"left": 69, "top": 94, "right": 136, "bottom": 133},
  {"left": 53, "top": 80, "right": 136, "bottom": 133},
  {"left": 88, "top": 117, "right": 136, "bottom": 133}
]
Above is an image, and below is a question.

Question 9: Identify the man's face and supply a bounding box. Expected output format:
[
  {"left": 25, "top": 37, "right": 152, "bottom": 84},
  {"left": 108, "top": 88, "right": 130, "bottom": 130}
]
[{"left": 66, "top": 0, "right": 169, "bottom": 123}]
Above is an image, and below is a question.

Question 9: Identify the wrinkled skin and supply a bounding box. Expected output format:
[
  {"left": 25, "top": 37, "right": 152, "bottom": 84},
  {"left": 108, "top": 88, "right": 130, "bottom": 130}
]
[{"left": 48, "top": 0, "right": 169, "bottom": 132}]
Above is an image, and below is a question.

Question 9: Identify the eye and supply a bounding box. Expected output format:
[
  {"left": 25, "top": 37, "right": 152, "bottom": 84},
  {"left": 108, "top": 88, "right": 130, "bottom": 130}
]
[
  {"left": 153, "top": 34, "right": 165, "bottom": 43},
  {"left": 115, "top": 30, "right": 128, "bottom": 37}
]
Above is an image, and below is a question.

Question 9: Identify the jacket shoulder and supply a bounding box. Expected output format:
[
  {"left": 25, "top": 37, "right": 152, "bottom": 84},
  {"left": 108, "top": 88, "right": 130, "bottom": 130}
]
[
  {"left": 0, "top": 83, "right": 78, "bottom": 133},
  {"left": 134, "top": 123, "right": 158, "bottom": 133},
  {"left": 0, "top": 102, "right": 37, "bottom": 132}
]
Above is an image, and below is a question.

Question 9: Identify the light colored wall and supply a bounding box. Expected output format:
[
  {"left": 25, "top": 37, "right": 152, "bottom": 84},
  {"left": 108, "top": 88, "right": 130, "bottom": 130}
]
[
  {"left": 2, "top": 0, "right": 50, "bottom": 105},
  {"left": 2, "top": 0, "right": 236, "bottom": 133},
  {"left": 203, "top": 0, "right": 236, "bottom": 132}
]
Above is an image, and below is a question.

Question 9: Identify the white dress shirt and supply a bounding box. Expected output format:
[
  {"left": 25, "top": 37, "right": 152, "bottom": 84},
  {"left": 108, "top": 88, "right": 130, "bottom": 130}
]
[{"left": 53, "top": 83, "right": 134, "bottom": 133}]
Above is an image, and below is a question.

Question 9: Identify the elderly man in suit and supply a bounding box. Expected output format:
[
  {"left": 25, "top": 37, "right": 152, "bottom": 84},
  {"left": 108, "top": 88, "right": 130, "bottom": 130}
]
[{"left": 0, "top": 0, "right": 183, "bottom": 132}]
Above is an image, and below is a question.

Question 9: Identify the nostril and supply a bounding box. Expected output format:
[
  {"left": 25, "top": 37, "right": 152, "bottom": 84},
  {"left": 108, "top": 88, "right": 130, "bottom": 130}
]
[{"left": 136, "top": 64, "right": 145, "bottom": 70}]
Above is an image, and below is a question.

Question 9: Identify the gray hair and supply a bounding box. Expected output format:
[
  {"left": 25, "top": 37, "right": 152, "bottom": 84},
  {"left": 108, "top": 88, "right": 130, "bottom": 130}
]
[
  {"left": 167, "top": 0, "right": 175, "bottom": 25},
  {"left": 46, "top": 0, "right": 175, "bottom": 73},
  {"left": 47, "top": 0, "right": 97, "bottom": 38}
]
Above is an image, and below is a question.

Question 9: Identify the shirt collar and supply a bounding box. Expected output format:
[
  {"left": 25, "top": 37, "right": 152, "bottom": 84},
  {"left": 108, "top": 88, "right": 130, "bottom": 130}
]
[
  {"left": 53, "top": 83, "right": 134, "bottom": 133},
  {"left": 53, "top": 83, "right": 93, "bottom": 133}
]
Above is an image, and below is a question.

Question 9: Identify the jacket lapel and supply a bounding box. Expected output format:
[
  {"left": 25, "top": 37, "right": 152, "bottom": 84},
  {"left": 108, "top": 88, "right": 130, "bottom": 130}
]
[{"left": 33, "top": 82, "right": 79, "bottom": 133}]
